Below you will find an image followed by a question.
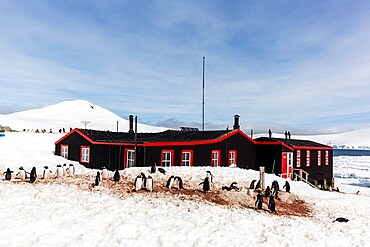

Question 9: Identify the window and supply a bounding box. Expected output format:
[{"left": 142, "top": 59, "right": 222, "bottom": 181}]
[
  {"left": 161, "top": 150, "right": 174, "bottom": 167},
  {"left": 325, "top": 150, "right": 329, "bottom": 166},
  {"left": 296, "top": 150, "right": 301, "bottom": 168},
  {"left": 80, "top": 146, "right": 90, "bottom": 163},
  {"left": 317, "top": 150, "right": 321, "bottom": 166},
  {"left": 181, "top": 150, "right": 193, "bottom": 167},
  {"left": 211, "top": 150, "right": 221, "bottom": 167},
  {"left": 306, "top": 150, "right": 310, "bottom": 167},
  {"left": 125, "top": 149, "right": 135, "bottom": 168},
  {"left": 61, "top": 145, "right": 69, "bottom": 159},
  {"left": 228, "top": 150, "right": 237, "bottom": 166}
]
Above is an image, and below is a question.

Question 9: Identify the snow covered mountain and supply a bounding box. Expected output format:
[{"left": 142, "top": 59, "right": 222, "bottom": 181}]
[
  {"left": 0, "top": 100, "right": 167, "bottom": 133},
  {"left": 1, "top": 99, "right": 370, "bottom": 148}
]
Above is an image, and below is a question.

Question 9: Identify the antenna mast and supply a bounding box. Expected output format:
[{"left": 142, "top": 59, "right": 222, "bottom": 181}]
[{"left": 202, "top": 56, "right": 205, "bottom": 131}]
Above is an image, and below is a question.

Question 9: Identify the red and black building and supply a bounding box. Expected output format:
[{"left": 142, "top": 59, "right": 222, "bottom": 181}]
[
  {"left": 255, "top": 137, "right": 333, "bottom": 187},
  {"left": 54, "top": 115, "right": 334, "bottom": 187},
  {"left": 54, "top": 116, "right": 257, "bottom": 171}
]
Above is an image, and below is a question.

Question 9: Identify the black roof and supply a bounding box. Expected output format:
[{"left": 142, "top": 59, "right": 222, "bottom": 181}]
[
  {"left": 255, "top": 137, "right": 331, "bottom": 148},
  {"left": 79, "top": 129, "right": 232, "bottom": 143}
]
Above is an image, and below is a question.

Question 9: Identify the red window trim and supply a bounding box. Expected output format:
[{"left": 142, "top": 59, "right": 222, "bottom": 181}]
[
  {"left": 296, "top": 150, "right": 301, "bottom": 168},
  {"left": 317, "top": 150, "right": 322, "bottom": 166},
  {"left": 181, "top": 150, "right": 193, "bottom": 167},
  {"left": 124, "top": 148, "right": 135, "bottom": 169},
  {"left": 228, "top": 150, "right": 237, "bottom": 166},
  {"left": 306, "top": 150, "right": 310, "bottom": 167},
  {"left": 211, "top": 150, "right": 221, "bottom": 167},
  {"left": 161, "top": 149, "right": 174, "bottom": 167},
  {"left": 60, "top": 144, "right": 69, "bottom": 159},
  {"left": 325, "top": 150, "right": 329, "bottom": 166},
  {"left": 80, "top": 146, "right": 90, "bottom": 164}
]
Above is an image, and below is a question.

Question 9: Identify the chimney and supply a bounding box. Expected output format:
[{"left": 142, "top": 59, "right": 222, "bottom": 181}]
[
  {"left": 233, "top": 114, "right": 240, "bottom": 130},
  {"left": 128, "top": 115, "right": 134, "bottom": 133}
]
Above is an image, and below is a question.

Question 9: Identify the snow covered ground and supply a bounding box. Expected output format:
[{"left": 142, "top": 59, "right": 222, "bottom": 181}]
[{"left": 1, "top": 132, "right": 370, "bottom": 246}]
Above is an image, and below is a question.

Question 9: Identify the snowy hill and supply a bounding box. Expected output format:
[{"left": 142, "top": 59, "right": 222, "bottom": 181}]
[
  {"left": 0, "top": 100, "right": 167, "bottom": 133},
  {"left": 0, "top": 132, "right": 369, "bottom": 246}
]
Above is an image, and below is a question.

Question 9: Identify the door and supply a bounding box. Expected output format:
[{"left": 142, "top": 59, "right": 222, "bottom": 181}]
[
  {"left": 281, "top": 152, "right": 288, "bottom": 178},
  {"left": 281, "top": 152, "right": 293, "bottom": 179},
  {"left": 287, "top": 152, "right": 293, "bottom": 179}
]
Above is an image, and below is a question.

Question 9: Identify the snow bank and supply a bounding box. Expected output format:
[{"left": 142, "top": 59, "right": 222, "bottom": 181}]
[{"left": 1, "top": 132, "right": 370, "bottom": 246}]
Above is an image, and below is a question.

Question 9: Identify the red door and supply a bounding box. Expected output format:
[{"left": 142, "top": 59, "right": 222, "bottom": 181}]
[
  {"left": 281, "top": 153, "right": 287, "bottom": 178},
  {"left": 282, "top": 152, "right": 293, "bottom": 179}
]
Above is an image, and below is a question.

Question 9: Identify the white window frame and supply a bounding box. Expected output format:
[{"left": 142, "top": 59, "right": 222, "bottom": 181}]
[
  {"left": 81, "top": 146, "right": 90, "bottom": 163},
  {"left": 296, "top": 150, "right": 301, "bottom": 168},
  {"left": 317, "top": 150, "right": 321, "bottom": 166},
  {"left": 181, "top": 151, "right": 191, "bottom": 167},
  {"left": 162, "top": 150, "right": 173, "bottom": 167},
  {"left": 306, "top": 150, "right": 310, "bottom": 167},
  {"left": 61, "top": 145, "right": 69, "bottom": 159},
  {"left": 127, "top": 150, "right": 135, "bottom": 168},
  {"left": 325, "top": 150, "right": 329, "bottom": 166},
  {"left": 228, "top": 150, "right": 236, "bottom": 166},
  {"left": 211, "top": 150, "right": 220, "bottom": 167}
]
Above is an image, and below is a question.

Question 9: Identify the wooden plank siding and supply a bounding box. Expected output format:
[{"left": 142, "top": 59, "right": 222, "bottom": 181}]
[{"left": 55, "top": 129, "right": 256, "bottom": 171}]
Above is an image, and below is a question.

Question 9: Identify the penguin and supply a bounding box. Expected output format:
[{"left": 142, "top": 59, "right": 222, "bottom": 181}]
[
  {"left": 94, "top": 171, "right": 102, "bottom": 186},
  {"left": 283, "top": 181, "right": 291, "bottom": 193},
  {"left": 42, "top": 166, "right": 52, "bottom": 179},
  {"left": 158, "top": 167, "right": 166, "bottom": 175},
  {"left": 62, "top": 164, "right": 67, "bottom": 175},
  {"left": 255, "top": 191, "right": 263, "bottom": 210},
  {"left": 222, "top": 185, "right": 231, "bottom": 191},
  {"left": 146, "top": 176, "right": 153, "bottom": 192},
  {"left": 113, "top": 169, "right": 120, "bottom": 182},
  {"left": 134, "top": 174, "right": 142, "bottom": 191},
  {"left": 206, "top": 171, "right": 215, "bottom": 183},
  {"left": 199, "top": 177, "right": 210, "bottom": 193},
  {"left": 268, "top": 194, "right": 276, "bottom": 213},
  {"left": 223, "top": 182, "right": 239, "bottom": 191},
  {"left": 16, "top": 166, "right": 27, "bottom": 180},
  {"left": 229, "top": 182, "right": 240, "bottom": 191},
  {"left": 29, "top": 167, "right": 37, "bottom": 183},
  {"left": 249, "top": 179, "right": 256, "bottom": 190},
  {"left": 101, "top": 167, "right": 108, "bottom": 179},
  {"left": 56, "top": 165, "right": 64, "bottom": 178},
  {"left": 67, "top": 164, "right": 75, "bottom": 177},
  {"left": 174, "top": 176, "right": 184, "bottom": 190},
  {"left": 333, "top": 217, "right": 349, "bottom": 223},
  {"left": 273, "top": 189, "right": 279, "bottom": 200},
  {"left": 255, "top": 180, "right": 261, "bottom": 191},
  {"left": 264, "top": 186, "right": 271, "bottom": 197},
  {"left": 271, "top": 180, "right": 280, "bottom": 192},
  {"left": 150, "top": 162, "right": 157, "bottom": 174},
  {"left": 141, "top": 172, "right": 147, "bottom": 187},
  {"left": 165, "top": 175, "right": 175, "bottom": 189},
  {"left": 247, "top": 188, "right": 254, "bottom": 197},
  {"left": 3, "top": 168, "right": 13, "bottom": 181},
  {"left": 271, "top": 180, "right": 279, "bottom": 198}
]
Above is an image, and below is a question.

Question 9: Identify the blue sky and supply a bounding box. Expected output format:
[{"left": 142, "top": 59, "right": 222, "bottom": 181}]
[{"left": 1, "top": 1, "right": 370, "bottom": 134}]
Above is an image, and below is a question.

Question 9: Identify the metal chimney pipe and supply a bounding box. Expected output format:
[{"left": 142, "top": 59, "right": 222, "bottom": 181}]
[
  {"left": 233, "top": 114, "right": 240, "bottom": 130},
  {"left": 129, "top": 115, "right": 134, "bottom": 133}
]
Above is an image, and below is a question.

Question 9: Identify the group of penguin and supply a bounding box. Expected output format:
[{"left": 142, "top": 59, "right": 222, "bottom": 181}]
[
  {"left": 3, "top": 162, "right": 291, "bottom": 214},
  {"left": 131, "top": 163, "right": 215, "bottom": 193},
  {"left": 94, "top": 167, "right": 121, "bottom": 186},
  {"left": 132, "top": 163, "right": 180, "bottom": 192},
  {"left": 251, "top": 179, "right": 291, "bottom": 213},
  {"left": 2, "top": 163, "right": 77, "bottom": 183}
]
